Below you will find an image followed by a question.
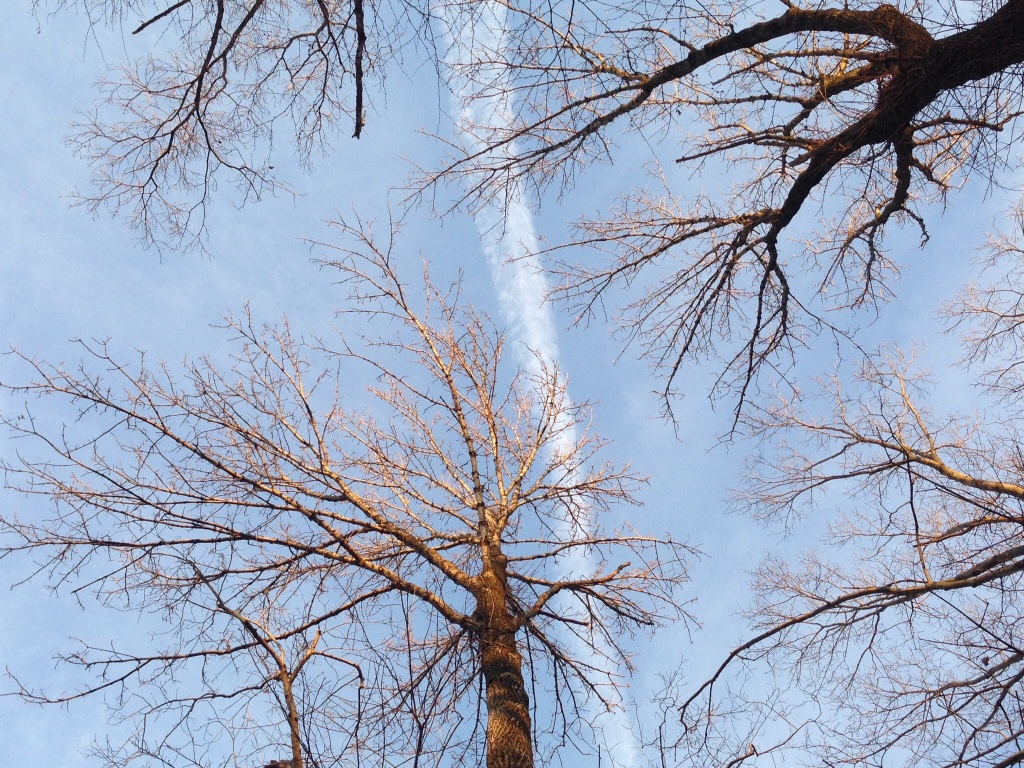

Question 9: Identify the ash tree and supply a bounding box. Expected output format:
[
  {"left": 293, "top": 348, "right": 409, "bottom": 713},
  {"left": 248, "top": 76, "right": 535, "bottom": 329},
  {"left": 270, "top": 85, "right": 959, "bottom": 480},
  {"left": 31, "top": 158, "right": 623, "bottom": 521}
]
[
  {"left": 23, "top": 0, "right": 1024, "bottom": 766},
  {"left": 42, "top": 0, "right": 431, "bottom": 247},
  {"left": 44, "top": 0, "right": 1024, "bottom": 408},
  {"left": 665, "top": 214, "right": 1024, "bottom": 768},
  {"left": 0, "top": 225, "right": 693, "bottom": 768},
  {"left": 444, "top": 0, "right": 1024, "bottom": 409}
]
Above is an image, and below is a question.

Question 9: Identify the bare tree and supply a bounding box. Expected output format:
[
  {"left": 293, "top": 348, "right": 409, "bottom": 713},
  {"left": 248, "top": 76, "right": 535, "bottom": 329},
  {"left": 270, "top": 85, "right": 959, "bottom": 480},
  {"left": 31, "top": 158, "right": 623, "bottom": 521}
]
[
  {"left": 440, "top": 0, "right": 1024, "bottom": 410},
  {"left": 43, "top": 1, "right": 1024, "bottom": 336},
  {"left": 664, "top": 215, "right": 1024, "bottom": 767},
  {"left": 40, "top": 0, "right": 1024, "bottom": 409},
  {"left": 39, "top": 0, "right": 433, "bottom": 247},
  {"left": 0, "top": 223, "right": 692, "bottom": 768}
]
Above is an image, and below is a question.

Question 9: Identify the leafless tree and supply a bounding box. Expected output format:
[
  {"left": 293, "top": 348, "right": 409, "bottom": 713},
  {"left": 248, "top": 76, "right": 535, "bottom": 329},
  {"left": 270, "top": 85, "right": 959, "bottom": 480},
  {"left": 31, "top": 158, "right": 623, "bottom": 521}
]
[
  {"left": 0, "top": 223, "right": 693, "bottom": 768},
  {"left": 42, "top": 0, "right": 1024, "bottom": 408},
  {"left": 440, "top": 0, "right": 1024, "bottom": 411},
  {"left": 662, "top": 214, "right": 1024, "bottom": 767},
  {"left": 38, "top": 0, "right": 433, "bottom": 247}
]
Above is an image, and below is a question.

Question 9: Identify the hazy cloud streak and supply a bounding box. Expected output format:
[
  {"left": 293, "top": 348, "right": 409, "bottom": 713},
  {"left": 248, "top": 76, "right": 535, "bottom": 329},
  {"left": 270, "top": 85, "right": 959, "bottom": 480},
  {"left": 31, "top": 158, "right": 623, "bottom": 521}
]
[{"left": 440, "top": 4, "right": 640, "bottom": 763}]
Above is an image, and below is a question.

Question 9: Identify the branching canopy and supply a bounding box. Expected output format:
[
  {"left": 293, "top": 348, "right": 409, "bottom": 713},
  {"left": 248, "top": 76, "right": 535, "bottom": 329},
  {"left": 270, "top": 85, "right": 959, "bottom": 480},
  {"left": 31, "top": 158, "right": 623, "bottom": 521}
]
[
  {"left": 46, "top": 0, "right": 426, "bottom": 247},
  {"left": 0, "top": 225, "right": 692, "bottom": 767},
  {"left": 41, "top": 0, "right": 1024, "bottom": 406},
  {"left": 669, "top": 215, "right": 1024, "bottom": 768},
  {"left": 443, "top": 0, "right": 1024, "bottom": 409}
]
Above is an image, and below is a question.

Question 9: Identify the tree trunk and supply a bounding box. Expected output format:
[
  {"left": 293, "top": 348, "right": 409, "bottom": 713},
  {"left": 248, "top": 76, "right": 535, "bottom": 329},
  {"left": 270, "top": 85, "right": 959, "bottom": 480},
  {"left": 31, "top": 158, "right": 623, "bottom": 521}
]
[
  {"left": 280, "top": 670, "right": 305, "bottom": 768},
  {"left": 475, "top": 550, "right": 533, "bottom": 768},
  {"left": 480, "top": 623, "right": 533, "bottom": 768}
]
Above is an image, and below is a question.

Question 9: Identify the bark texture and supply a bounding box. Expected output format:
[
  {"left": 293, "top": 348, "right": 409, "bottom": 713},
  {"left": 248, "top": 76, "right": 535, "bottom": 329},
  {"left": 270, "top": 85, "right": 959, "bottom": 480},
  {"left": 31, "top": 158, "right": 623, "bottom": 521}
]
[
  {"left": 476, "top": 544, "right": 533, "bottom": 768},
  {"left": 481, "top": 626, "right": 533, "bottom": 768}
]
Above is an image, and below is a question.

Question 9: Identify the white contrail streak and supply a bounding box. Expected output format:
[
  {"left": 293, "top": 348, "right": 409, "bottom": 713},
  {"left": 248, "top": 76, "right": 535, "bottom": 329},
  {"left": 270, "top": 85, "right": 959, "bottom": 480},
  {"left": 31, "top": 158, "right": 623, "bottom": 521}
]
[
  {"left": 441, "top": 4, "right": 640, "bottom": 764},
  {"left": 444, "top": 9, "right": 558, "bottom": 378}
]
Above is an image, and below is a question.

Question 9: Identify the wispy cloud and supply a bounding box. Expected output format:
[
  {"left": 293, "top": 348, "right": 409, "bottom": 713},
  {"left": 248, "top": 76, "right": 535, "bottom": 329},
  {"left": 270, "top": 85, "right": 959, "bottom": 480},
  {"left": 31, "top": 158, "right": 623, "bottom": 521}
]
[{"left": 440, "top": 4, "right": 640, "bottom": 763}]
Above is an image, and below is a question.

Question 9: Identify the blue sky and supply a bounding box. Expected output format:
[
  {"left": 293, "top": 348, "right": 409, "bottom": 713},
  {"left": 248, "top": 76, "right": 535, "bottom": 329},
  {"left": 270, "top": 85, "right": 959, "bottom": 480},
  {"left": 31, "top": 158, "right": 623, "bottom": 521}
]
[{"left": 1, "top": 2, "right": 1018, "bottom": 766}]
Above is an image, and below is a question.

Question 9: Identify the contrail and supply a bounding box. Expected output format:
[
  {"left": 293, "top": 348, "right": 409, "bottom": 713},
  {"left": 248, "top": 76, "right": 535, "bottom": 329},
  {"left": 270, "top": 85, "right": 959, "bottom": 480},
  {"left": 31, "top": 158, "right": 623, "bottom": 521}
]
[{"left": 441, "top": 3, "right": 641, "bottom": 764}]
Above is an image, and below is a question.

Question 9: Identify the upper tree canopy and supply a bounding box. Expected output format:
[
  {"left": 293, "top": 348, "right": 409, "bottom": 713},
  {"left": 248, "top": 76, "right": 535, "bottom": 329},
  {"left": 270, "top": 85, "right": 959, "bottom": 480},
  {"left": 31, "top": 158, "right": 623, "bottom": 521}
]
[
  {"left": 0, "top": 227, "right": 692, "bottom": 767},
  {"left": 52, "top": 0, "right": 1024, "bottom": 406},
  {"left": 55, "top": 0, "right": 424, "bottom": 245},
  {"left": 14, "top": 1, "right": 1024, "bottom": 766},
  {"left": 452, "top": 0, "right": 1024, "bottom": 408},
  {"left": 669, "top": 216, "right": 1024, "bottom": 768}
]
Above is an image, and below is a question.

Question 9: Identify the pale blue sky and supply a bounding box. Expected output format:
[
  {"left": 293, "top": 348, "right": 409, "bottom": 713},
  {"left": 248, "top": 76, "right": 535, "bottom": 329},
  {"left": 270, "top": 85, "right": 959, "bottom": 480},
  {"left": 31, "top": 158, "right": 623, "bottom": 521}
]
[{"left": 0, "top": 2, "right": 1016, "bottom": 766}]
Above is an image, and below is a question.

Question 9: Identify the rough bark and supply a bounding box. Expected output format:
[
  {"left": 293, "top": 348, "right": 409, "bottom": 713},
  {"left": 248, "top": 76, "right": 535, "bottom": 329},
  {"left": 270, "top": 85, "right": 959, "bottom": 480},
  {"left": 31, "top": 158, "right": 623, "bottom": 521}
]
[
  {"left": 480, "top": 624, "right": 533, "bottom": 768},
  {"left": 475, "top": 541, "right": 533, "bottom": 768}
]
